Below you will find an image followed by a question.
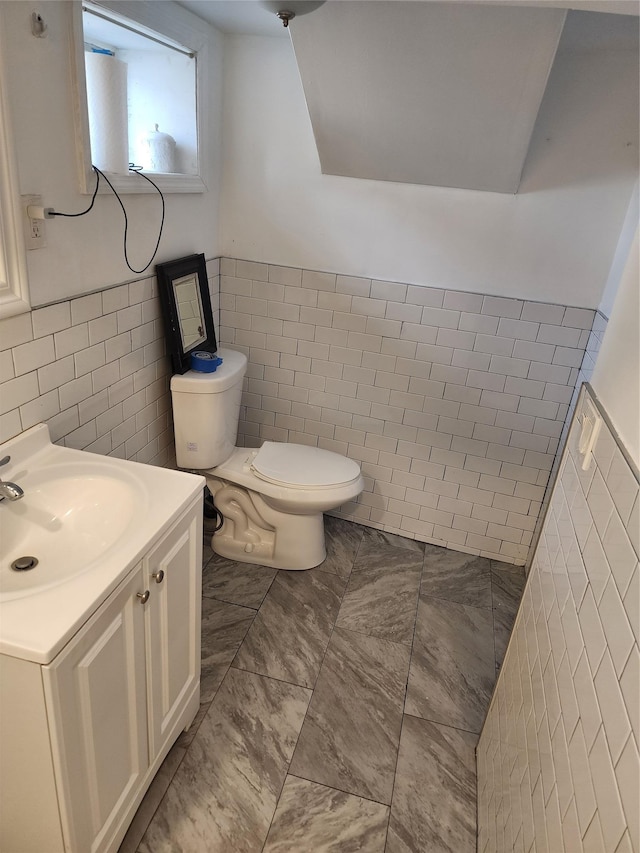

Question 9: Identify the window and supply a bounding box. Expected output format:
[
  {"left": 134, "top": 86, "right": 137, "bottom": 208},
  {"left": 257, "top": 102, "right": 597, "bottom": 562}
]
[{"left": 71, "top": 1, "right": 210, "bottom": 194}]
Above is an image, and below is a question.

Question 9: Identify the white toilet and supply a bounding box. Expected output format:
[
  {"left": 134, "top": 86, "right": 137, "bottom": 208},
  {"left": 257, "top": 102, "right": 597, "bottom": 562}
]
[{"left": 170, "top": 348, "right": 364, "bottom": 570}]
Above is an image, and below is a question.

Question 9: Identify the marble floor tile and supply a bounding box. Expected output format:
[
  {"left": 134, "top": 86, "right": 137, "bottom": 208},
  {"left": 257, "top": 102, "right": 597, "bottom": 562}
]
[
  {"left": 233, "top": 568, "right": 345, "bottom": 688},
  {"left": 322, "top": 515, "right": 366, "bottom": 580},
  {"left": 336, "top": 560, "right": 422, "bottom": 645},
  {"left": 405, "top": 594, "right": 496, "bottom": 733},
  {"left": 491, "top": 562, "right": 526, "bottom": 669},
  {"left": 289, "top": 627, "right": 411, "bottom": 805},
  {"left": 138, "top": 668, "right": 311, "bottom": 853},
  {"left": 386, "top": 715, "right": 477, "bottom": 853},
  {"left": 357, "top": 527, "right": 426, "bottom": 560},
  {"left": 263, "top": 775, "right": 389, "bottom": 853},
  {"left": 118, "top": 743, "right": 185, "bottom": 853},
  {"left": 421, "top": 546, "right": 492, "bottom": 609},
  {"left": 199, "top": 597, "right": 256, "bottom": 702},
  {"left": 202, "top": 554, "right": 277, "bottom": 609}
]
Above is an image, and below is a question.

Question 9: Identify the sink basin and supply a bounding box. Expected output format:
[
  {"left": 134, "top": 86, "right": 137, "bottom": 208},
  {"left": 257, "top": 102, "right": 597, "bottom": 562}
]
[
  {"left": 0, "top": 423, "right": 205, "bottom": 664},
  {"left": 1, "top": 461, "right": 147, "bottom": 601}
]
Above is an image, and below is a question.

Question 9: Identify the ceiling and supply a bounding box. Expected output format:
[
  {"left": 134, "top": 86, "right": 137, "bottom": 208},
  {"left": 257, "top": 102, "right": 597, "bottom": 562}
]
[
  {"left": 176, "top": 0, "right": 639, "bottom": 193},
  {"left": 177, "top": 0, "right": 639, "bottom": 36}
]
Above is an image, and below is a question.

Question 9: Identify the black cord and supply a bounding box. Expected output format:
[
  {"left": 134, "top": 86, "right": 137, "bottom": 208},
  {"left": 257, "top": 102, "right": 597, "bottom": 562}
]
[
  {"left": 49, "top": 165, "right": 101, "bottom": 217},
  {"left": 48, "top": 164, "right": 165, "bottom": 275}
]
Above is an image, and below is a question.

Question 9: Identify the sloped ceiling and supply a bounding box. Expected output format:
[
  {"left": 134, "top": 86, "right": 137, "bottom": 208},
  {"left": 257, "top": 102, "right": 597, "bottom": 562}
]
[{"left": 290, "top": 2, "right": 567, "bottom": 193}]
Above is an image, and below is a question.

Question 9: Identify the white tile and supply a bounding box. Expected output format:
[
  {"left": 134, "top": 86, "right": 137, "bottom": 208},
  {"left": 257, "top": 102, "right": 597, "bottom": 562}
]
[
  {"left": 12, "top": 336, "right": 55, "bottom": 376},
  {"left": 36, "top": 356, "right": 74, "bottom": 395},
  {"left": 0, "top": 372, "right": 39, "bottom": 415},
  {"left": 19, "top": 389, "right": 60, "bottom": 430},
  {"left": 59, "top": 374, "right": 94, "bottom": 410},
  {"left": 54, "top": 324, "right": 90, "bottom": 359},
  {"left": 78, "top": 389, "right": 110, "bottom": 425},
  {"left": 561, "top": 798, "right": 584, "bottom": 853},
  {"left": 553, "top": 346, "right": 584, "bottom": 368},
  {"left": 528, "top": 361, "right": 573, "bottom": 385},
  {"left": 335, "top": 274, "right": 370, "bottom": 297},
  {"left": 593, "top": 426, "right": 617, "bottom": 479},
  {"left": 105, "top": 332, "right": 132, "bottom": 363},
  {"left": 47, "top": 407, "right": 80, "bottom": 443},
  {"left": 614, "top": 831, "right": 634, "bottom": 853},
  {"left": 71, "top": 293, "right": 102, "bottom": 325},
  {"left": 31, "top": 302, "right": 71, "bottom": 338},
  {"left": 537, "top": 324, "right": 582, "bottom": 347},
  {"left": 350, "top": 295, "right": 386, "bottom": 318},
  {"left": 568, "top": 722, "right": 598, "bottom": 835},
  {"left": 482, "top": 295, "right": 524, "bottom": 319},
  {"left": 627, "top": 493, "right": 640, "bottom": 558},
  {"left": 443, "top": 290, "right": 483, "bottom": 312},
  {"left": 588, "top": 727, "right": 628, "bottom": 853},
  {"left": 614, "top": 734, "right": 640, "bottom": 851},
  {"left": 582, "top": 525, "right": 612, "bottom": 603},
  {"left": 0, "top": 313, "right": 34, "bottom": 352},
  {"left": 128, "top": 277, "right": 154, "bottom": 305},
  {"left": 579, "top": 587, "right": 608, "bottom": 674},
  {"left": 598, "top": 577, "right": 635, "bottom": 678},
  {"left": 603, "top": 511, "right": 637, "bottom": 597},
  {"left": 594, "top": 650, "right": 632, "bottom": 765},
  {"left": 101, "top": 284, "right": 129, "bottom": 314},
  {"left": 489, "top": 355, "right": 530, "bottom": 379},
  {"left": 116, "top": 304, "right": 143, "bottom": 334},
  {"left": 405, "top": 285, "right": 444, "bottom": 307},
  {"left": 93, "top": 361, "right": 121, "bottom": 394},
  {"left": 622, "top": 565, "right": 639, "bottom": 645},
  {"left": 265, "top": 264, "right": 299, "bottom": 287},
  {"left": 459, "top": 312, "right": 500, "bottom": 335},
  {"left": 512, "top": 340, "right": 556, "bottom": 364},
  {"left": 582, "top": 812, "right": 605, "bottom": 853},
  {"left": 606, "top": 449, "right": 639, "bottom": 530}
]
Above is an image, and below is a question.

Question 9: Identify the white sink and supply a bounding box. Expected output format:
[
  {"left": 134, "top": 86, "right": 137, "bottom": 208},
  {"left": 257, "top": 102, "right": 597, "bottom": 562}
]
[
  {"left": 0, "top": 462, "right": 147, "bottom": 601},
  {"left": 0, "top": 423, "right": 205, "bottom": 663}
]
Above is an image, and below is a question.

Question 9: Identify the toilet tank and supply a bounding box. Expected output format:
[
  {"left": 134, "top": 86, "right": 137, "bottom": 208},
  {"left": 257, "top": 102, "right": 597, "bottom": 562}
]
[{"left": 170, "top": 348, "right": 248, "bottom": 469}]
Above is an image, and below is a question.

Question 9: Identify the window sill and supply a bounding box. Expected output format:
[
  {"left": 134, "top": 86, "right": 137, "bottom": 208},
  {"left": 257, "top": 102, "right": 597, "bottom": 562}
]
[{"left": 83, "top": 170, "right": 206, "bottom": 195}]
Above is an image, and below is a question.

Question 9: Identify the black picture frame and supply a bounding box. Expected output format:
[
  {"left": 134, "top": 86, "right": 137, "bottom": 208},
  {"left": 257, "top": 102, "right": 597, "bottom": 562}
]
[{"left": 156, "top": 253, "right": 217, "bottom": 374}]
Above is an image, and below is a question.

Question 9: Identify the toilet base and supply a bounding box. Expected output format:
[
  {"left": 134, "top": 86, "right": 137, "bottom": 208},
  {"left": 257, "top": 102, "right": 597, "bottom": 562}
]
[{"left": 206, "top": 476, "right": 327, "bottom": 570}]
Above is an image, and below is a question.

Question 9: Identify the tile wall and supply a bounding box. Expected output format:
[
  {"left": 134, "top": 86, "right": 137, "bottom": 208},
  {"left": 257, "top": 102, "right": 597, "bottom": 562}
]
[
  {"left": 477, "top": 385, "right": 639, "bottom": 853},
  {"left": 219, "top": 258, "right": 596, "bottom": 565},
  {"left": 0, "top": 259, "right": 220, "bottom": 461}
]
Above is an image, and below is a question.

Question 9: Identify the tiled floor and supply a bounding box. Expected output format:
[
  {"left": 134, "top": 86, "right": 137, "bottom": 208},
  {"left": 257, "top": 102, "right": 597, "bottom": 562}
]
[{"left": 119, "top": 517, "right": 525, "bottom": 853}]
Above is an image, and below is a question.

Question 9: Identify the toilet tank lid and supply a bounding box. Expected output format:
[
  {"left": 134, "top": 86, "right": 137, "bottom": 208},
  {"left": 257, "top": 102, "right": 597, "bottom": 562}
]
[
  {"left": 170, "top": 348, "right": 247, "bottom": 394},
  {"left": 251, "top": 441, "right": 361, "bottom": 488}
]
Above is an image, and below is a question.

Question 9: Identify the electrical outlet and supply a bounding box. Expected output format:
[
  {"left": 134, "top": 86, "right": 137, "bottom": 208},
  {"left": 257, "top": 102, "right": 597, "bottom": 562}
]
[{"left": 22, "top": 194, "right": 47, "bottom": 250}]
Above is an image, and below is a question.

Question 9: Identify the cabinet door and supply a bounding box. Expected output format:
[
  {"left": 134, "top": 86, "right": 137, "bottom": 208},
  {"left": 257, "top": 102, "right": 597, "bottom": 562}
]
[
  {"left": 145, "top": 501, "right": 202, "bottom": 758},
  {"left": 42, "top": 568, "right": 148, "bottom": 853}
]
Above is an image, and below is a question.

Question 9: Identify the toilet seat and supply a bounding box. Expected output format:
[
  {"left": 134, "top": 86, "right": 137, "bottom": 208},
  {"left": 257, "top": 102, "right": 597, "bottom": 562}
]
[{"left": 250, "top": 442, "right": 361, "bottom": 489}]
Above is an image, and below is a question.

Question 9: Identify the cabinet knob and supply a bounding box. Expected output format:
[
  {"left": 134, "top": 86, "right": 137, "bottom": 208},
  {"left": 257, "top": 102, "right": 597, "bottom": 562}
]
[
  {"left": 152, "top": 569, "right": 165, "bottom": 584},
  {"left": 137, "top": 590, "right": 150, "bottom": 604}
]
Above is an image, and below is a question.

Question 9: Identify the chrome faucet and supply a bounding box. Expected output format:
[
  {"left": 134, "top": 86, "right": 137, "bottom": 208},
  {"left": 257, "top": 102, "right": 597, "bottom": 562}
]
[{"left": 0, "top": 455, "right": 24, "bottom": 502}]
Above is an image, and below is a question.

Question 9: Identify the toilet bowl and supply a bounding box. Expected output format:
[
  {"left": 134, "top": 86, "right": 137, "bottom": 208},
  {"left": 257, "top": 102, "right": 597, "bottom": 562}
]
[{"left": 170, "top": 348, "right": 364, "bottom": 570}]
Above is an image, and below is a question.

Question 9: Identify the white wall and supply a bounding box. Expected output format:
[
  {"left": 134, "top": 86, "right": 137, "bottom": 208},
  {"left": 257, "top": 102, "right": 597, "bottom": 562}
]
[
  {"left": 591, "top": 228, "right": 640, "bottom": 466},
  {"left": 0, "top": 1, "right": 222, "bottom": 307},
  {"left": 220, "top": 27, "right": 638, "bottom": 307}
]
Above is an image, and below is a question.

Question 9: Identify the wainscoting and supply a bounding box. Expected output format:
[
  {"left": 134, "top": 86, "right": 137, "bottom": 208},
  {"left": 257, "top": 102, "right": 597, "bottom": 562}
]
[
  {"left": 219, "top": 258, "right": 596, "bottom": 565},
  {"left": 477, "top": 385, "right": 639, "bottom": 852}
]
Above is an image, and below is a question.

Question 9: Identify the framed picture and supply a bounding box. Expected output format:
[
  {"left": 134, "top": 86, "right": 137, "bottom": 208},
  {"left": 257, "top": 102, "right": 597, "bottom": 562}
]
[{"left": 156, "top": 253, "right": 217, "bottom": 374}]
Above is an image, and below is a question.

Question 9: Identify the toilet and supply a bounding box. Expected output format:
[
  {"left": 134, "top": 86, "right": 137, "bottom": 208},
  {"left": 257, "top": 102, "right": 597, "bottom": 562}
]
[{"left": 170, "top": 348, "right": 364, "bottom": 570}]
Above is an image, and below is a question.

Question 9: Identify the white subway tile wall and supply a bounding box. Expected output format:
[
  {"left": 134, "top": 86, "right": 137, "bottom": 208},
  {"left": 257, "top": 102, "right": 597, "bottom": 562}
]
[
  {"left": 477, "top": 386, "right": 639, "bottom": 853},
  {"left": 0, "top": 259, "right": 221, "bottom": 465},
  {"left": 219, "top": 259, "right": 595, "bottom": 564}
]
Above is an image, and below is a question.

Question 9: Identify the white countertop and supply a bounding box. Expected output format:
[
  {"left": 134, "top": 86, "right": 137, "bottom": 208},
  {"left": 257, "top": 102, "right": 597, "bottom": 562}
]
[{"left": 0, "top": 425, "right": 204, "bottom": 664}]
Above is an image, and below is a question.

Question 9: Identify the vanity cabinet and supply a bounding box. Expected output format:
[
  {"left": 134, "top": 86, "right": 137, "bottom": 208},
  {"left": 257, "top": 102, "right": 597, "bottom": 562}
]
[{"left": 0, "top": 496, "right": 202, "bottom": 853}]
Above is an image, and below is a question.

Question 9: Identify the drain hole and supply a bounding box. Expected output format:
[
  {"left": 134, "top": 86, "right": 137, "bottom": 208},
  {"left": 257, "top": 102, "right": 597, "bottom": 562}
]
[{"left": 11, "top": 556, "right": 38, "bottom": 572}]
